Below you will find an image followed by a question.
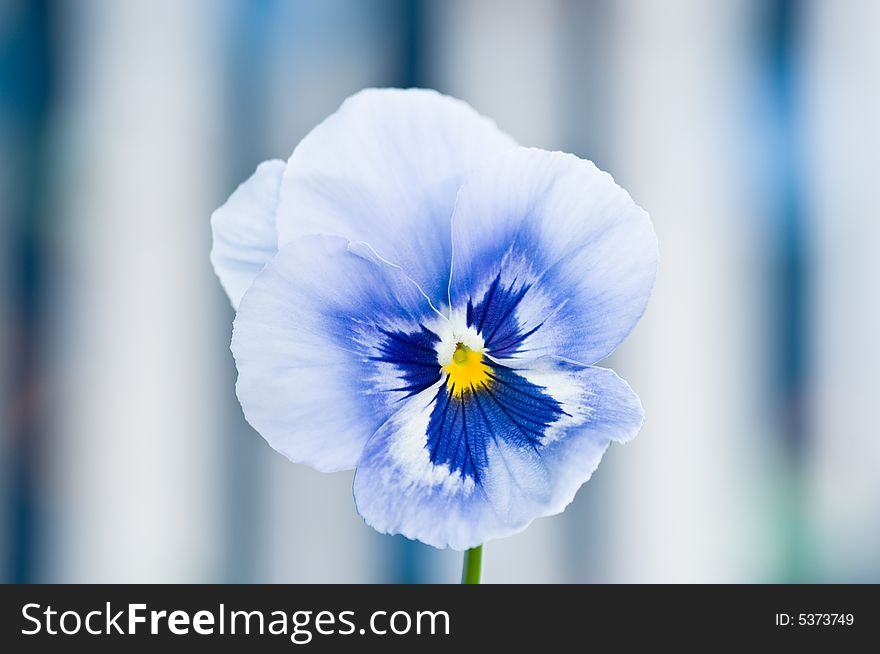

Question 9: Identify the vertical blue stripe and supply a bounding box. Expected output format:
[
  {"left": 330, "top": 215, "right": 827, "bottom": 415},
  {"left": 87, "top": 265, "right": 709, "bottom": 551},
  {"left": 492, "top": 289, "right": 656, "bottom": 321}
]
[
  {"left": 764, "top": 0, "right": 811, "bottom": 581},
  {"left": 0, "top": 0, "right": 54, "bottom": 583}
]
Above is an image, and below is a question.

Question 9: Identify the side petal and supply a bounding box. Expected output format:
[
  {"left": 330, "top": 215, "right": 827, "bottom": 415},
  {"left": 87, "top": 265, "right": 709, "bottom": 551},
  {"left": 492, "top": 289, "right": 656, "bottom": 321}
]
[
  {"left": 353, "top": 357, "right": 644, "bottom": 550},
  {"left": 232, "top": 235, "right": 445, "bottom": 472},
  {"left": 276, "top": 88, "right": 517, "bottom": 309},
  {"left": 449, "top": 147, "right": 658, "bottom": 364},
  {"left": 210, "top": 159, "right": 285, "bottom": 309}
]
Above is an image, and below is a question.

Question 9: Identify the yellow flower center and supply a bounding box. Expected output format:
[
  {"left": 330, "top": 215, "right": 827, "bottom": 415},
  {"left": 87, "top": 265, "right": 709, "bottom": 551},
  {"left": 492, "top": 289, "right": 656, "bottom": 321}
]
[{"left": 444, "top": 342, "right": 491, "bottom": 397}]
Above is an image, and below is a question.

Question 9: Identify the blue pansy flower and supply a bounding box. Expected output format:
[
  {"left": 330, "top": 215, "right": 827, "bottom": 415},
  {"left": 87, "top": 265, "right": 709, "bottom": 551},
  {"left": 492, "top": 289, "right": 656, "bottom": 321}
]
[{"left": 211, "top": 89, "right": 657, "bottom": 550}]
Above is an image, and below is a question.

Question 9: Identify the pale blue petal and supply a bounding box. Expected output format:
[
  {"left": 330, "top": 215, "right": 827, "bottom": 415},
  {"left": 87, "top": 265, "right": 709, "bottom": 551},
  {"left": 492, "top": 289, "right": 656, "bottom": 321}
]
[
  {"left": 210, "top": 159, "right": 285, "bottom": 309},
  {"left": 353, "top": 356, "right": 643, "bottom": 550},
  {"left": 449, "top": 147, "right": 658, "bottom": 364},
  {"left": 232, "top": 235, "right": 445, "bottom": 472},
  {"left": 276, "top": 88, "right": 517, "bottom": 309}
]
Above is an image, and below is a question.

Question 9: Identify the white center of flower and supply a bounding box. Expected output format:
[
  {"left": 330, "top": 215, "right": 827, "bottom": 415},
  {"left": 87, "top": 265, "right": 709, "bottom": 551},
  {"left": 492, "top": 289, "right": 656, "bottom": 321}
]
[{"left": 434, "top": 319, "right": 485, "bottom": 367}]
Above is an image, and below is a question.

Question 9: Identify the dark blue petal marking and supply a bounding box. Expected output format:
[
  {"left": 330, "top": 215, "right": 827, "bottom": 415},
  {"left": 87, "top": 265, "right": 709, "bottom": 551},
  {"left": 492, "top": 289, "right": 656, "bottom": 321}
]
[
  {"left": 371, "top": 325, "right": 441, "bottom": 398},
  {"left": 466, "top": 273, "right": 544, "bottom": 358},
  {"left": 425, "top": 362, "right": 567, "bottom": 484}
]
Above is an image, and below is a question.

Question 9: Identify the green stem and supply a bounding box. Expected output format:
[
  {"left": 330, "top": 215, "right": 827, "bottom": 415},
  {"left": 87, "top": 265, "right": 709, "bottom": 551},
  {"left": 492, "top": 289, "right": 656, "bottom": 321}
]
[{"left": 461, "top": 545, "right": 483, "bottom": 584}]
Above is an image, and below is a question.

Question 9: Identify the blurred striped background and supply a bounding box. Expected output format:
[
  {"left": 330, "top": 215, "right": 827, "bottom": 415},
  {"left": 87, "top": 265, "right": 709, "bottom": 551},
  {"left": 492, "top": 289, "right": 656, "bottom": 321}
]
[{"left": 2, "top": 0, "right": 878, "bottom": 583}]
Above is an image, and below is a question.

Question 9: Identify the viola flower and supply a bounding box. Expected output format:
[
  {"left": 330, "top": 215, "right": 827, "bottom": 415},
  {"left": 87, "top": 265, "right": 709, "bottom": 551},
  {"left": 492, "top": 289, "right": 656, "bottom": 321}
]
[{"left": 211, "top": 89, "right": 657, "bottom": 551}]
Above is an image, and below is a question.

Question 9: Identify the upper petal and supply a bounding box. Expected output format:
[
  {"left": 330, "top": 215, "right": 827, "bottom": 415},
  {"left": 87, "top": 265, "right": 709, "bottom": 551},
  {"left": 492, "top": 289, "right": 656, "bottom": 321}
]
[
  {"left": 353, "top": 356, "right": 644, "bottom": 550},
  {"left": 232, "top": 234, "right": 444, "bottom": 472},
  {"left": 449, "top": 147, "right": 658, "bottom": 364},
  {"left": 210, "top": 159, "right": 285, "bottom": 309},
  {"left": 276, "top": 88, "right": 517, "bottom": 309}
]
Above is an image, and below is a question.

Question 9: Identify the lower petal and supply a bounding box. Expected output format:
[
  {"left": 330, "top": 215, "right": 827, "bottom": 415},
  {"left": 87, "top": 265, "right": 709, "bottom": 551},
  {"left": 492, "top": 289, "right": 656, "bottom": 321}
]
[{"left": 353, "top": 357, "right": 643, "bottom": 549}]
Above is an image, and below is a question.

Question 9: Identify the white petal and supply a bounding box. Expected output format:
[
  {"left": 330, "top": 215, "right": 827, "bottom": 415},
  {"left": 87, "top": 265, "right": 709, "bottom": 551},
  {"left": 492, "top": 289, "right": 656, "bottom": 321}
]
[
  {"left": 232, "top": 235, "right": 444, "bottom": 472},
  {"left": 276, "top": 88, "right": 517, "bottom": 308},
  {"left": 210, "top": 159, "right": 285, "bottom": 309},
  {"left": 449, "top": 147, "right": 658, "bottom": 364}
]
